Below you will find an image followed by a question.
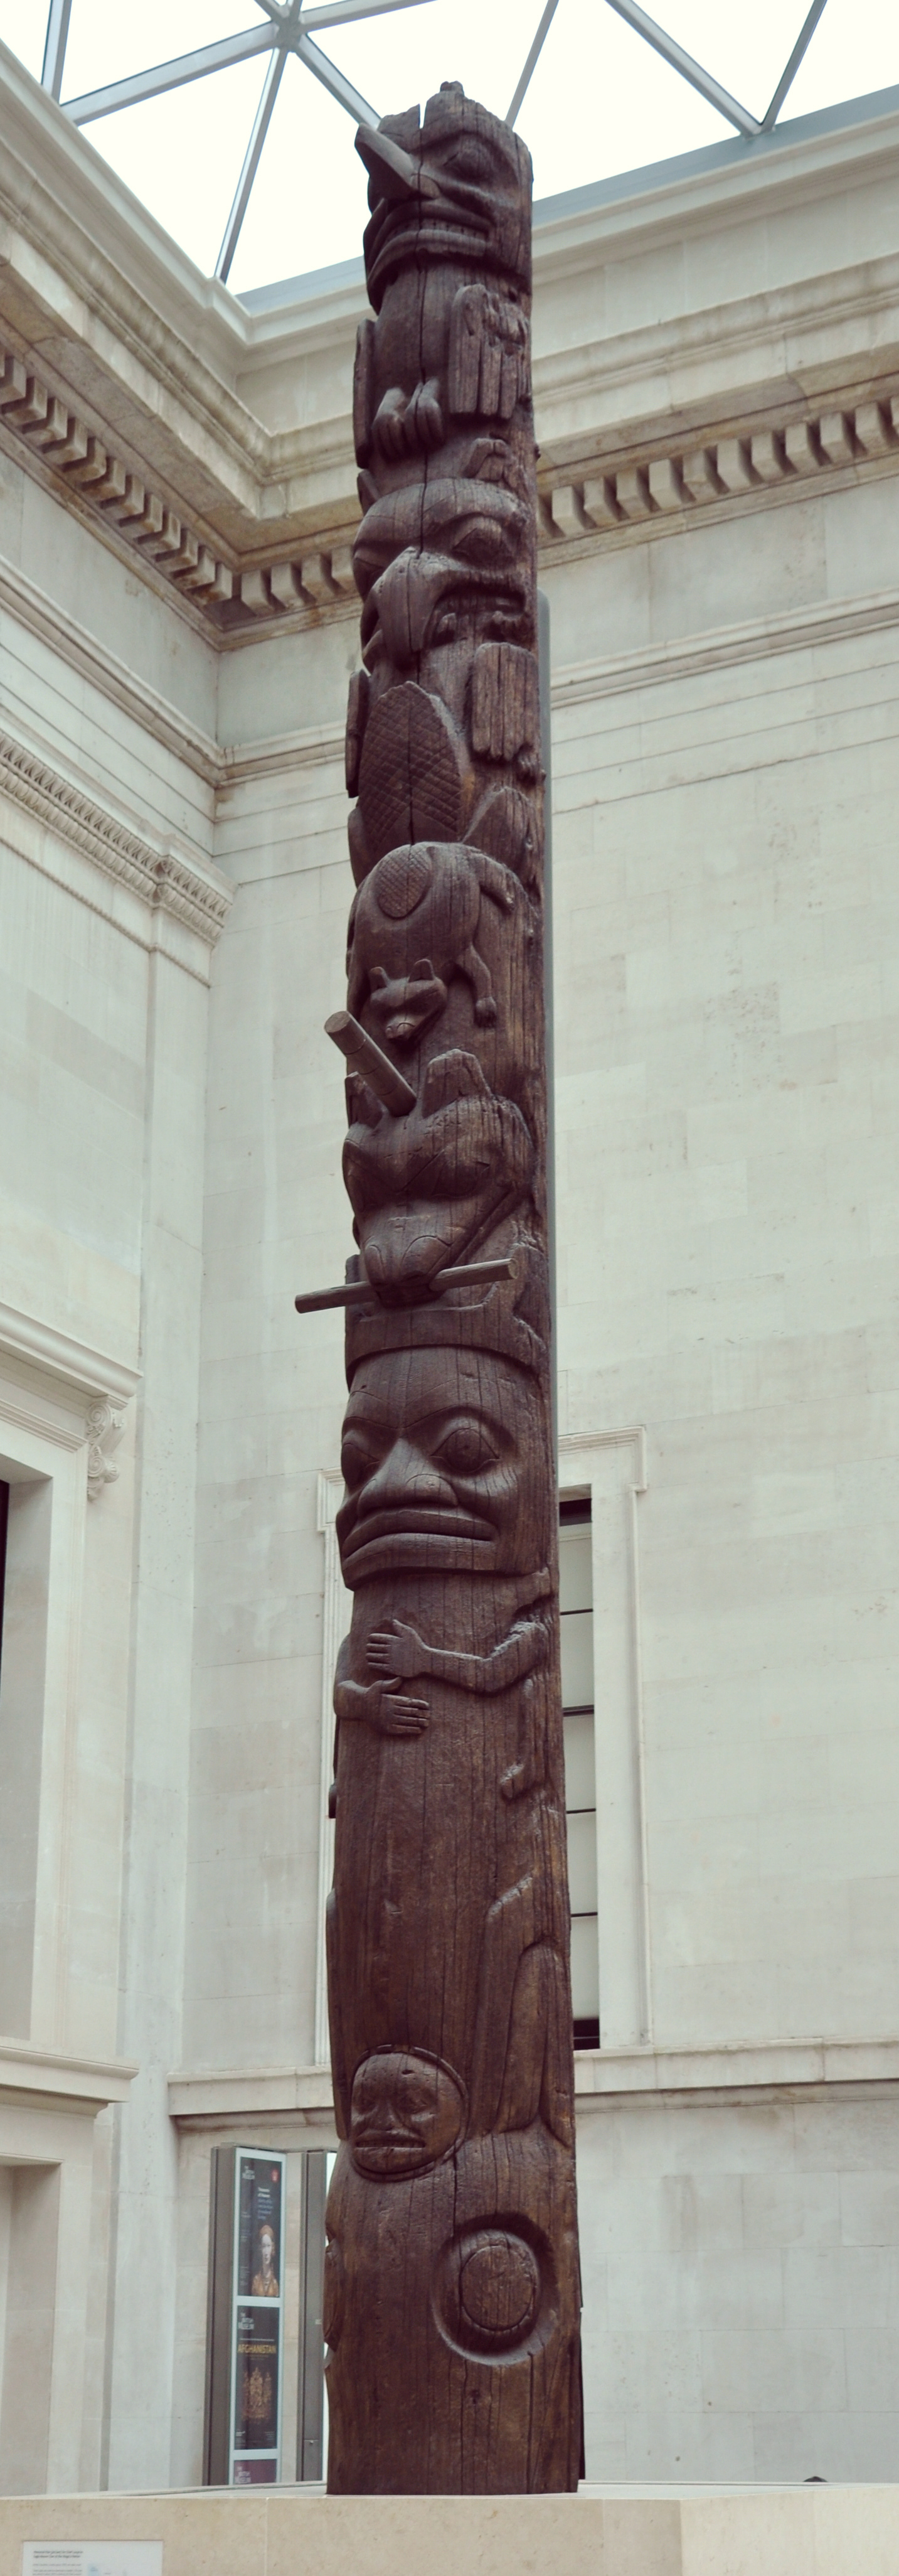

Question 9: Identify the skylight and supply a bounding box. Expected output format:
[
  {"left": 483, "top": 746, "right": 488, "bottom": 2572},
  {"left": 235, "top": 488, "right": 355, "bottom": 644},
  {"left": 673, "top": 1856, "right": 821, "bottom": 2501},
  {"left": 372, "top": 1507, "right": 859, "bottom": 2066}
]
[{"left": 0, "top": 1, "right": 895, "bottom": 295}]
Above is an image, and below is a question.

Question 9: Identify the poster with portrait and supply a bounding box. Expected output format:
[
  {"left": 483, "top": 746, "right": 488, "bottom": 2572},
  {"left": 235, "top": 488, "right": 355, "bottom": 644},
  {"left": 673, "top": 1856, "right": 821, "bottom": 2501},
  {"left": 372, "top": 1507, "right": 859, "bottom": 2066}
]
[
  {"left": 236, "top": 2154, "right": 283, "bottom": 2300},
  {"left": 228, "top": 2149, "right": 285, "bottom": 2482}
]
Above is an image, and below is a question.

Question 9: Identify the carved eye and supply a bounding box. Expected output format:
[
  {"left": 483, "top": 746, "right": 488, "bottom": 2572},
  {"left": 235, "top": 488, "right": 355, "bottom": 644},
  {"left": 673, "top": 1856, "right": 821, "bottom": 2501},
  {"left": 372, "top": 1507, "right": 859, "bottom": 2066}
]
[
  {"left": 454, "top": 517, "right": 506, "bottom": 564},
  {"left": 341, "top": 1432, "right": 380, "bottom": 1489},
  {"left": 442, "top": 140, "right": 494, "bottom": 185},
  {"left": 433, "top": 1419, "right": 498, "bottom": 1475}
]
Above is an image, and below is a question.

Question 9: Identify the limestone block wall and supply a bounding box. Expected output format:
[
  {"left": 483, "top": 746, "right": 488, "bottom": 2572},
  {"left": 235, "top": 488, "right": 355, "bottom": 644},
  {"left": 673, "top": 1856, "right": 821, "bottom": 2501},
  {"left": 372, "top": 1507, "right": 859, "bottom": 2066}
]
[
  {"left": 6, "top": 36, "right": 899, "bottom": 2493},
  {"left": 0, "top": 417, "right": 228, "bottom": 2489},
  {"left": 578, "top": 2089, "right": 899, "bottom": 2484},
  {"left": 549, "top": 464, "right": 899, "bottom": 2053},
  {"left": 184, "top": 622, "right": 351, "bottom": 2079}
]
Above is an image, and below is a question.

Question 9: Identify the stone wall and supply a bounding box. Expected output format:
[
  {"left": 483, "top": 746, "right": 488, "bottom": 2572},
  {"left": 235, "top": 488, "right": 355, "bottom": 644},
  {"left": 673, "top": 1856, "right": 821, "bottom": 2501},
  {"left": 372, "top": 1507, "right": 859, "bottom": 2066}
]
[{"left": 4, "top": 37, "right": 899, "bottom": 2487}]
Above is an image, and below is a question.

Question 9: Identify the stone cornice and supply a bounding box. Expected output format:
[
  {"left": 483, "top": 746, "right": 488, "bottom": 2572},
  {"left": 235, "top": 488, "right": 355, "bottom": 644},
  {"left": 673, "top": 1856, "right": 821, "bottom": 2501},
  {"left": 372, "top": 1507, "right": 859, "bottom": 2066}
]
[
  {"left": 0, "top": 2035, "right": 137, "bottom": 2113},
  {"left": 0, "top": 729, "right": 231, "bottom": 943},
  {"left": 0, "top": 1302, "right": 140, "bottom": 1406},
  {"left": 6, "top": 319, "right": 899, "bottom": 641},
  {"left": 4, "top": 48, "right": 899, "bottom": 635}
]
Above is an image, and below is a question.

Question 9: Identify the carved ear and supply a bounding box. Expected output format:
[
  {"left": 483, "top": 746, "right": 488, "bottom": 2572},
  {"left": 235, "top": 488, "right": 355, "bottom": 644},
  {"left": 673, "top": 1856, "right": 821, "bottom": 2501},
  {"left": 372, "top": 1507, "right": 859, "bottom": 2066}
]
[
  {"left": 369, "top": 965, "right": 390, "bottom": 989},
  {"left": 422, "top": 1050, "right": 492, "bottom": 1113},
  {"left": 410, "top": 957, "right": 435, "bottom": 983}
]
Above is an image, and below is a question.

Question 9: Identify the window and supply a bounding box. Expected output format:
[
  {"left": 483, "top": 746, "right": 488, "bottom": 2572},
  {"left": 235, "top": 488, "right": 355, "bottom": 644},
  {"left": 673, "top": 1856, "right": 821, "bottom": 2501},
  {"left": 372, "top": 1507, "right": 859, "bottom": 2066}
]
[
  {"left": 560, "top": 1497, "right": 598, "bottom": 2049},
  {"left": 0, "top": 1479, "right": 8, "bottom": 1684}
]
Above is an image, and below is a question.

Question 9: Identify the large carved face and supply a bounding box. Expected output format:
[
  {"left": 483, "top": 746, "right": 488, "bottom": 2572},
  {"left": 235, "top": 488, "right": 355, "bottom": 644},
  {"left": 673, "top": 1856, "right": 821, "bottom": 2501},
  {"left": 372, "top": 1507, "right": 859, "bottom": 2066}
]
[
  {"left": 360, "top": 86, "right": 532, "bottom": 309},
  {"left": 350, "top": 2049, "right": 465, "bottom": 2176},
  {"left": 336, "top": 1345, "right": 544, "bottom": 1581}
]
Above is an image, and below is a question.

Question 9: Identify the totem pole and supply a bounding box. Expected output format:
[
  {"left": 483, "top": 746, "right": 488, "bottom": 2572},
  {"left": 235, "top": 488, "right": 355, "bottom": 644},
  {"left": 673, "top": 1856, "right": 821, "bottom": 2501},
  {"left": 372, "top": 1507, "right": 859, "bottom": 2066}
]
[{"left": 296, "top": 79, "right": 582, "bottom": 2493}]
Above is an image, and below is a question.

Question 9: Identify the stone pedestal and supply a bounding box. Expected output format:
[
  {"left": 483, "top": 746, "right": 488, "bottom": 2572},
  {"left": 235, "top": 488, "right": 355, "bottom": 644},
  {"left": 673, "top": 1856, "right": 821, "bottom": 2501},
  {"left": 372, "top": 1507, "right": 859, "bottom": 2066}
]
[{"left": 0, "top": 2486, "right": 896, "bottom": 2575}]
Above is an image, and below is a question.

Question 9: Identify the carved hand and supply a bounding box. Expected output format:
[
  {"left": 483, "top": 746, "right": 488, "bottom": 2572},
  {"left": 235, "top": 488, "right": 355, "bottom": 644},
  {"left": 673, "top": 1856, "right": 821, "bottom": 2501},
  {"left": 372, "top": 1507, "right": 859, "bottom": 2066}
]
[
  {"left": 376, "top": 1686, "right": 430, "bottom": 1736},
  {"left": 366, "top": 1617, "right": 429, "bottom": 1680},
  {"left": 335, "top": 1668, "right": 428, "bottom": 1733}
]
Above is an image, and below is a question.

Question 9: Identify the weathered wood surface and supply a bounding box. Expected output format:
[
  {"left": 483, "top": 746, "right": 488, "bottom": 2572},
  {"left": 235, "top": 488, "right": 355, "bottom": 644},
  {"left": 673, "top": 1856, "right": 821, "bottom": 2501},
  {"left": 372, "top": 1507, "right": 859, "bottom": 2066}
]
[{"left": 324, "top": 80, "right": 582, "bottom": 2494}]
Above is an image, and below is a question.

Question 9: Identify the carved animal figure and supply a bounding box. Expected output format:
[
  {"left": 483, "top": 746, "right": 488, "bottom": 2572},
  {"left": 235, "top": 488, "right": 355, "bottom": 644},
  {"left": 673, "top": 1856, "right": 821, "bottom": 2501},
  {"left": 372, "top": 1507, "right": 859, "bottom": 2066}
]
[
  {"left": 344, "top": 1048, "right": 535, "bottom": 1295},
  {"left": 321, "top": 77, "right": 581, "bottom": 2501},
  {"left": 346, "top": 840, "right": 516, "bottom": 1041}
]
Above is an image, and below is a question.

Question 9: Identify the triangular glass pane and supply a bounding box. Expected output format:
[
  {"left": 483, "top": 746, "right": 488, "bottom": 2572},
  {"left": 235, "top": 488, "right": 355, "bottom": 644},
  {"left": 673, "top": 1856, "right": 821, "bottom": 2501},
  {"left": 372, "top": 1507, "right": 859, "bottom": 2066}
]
[
  {"left": 785, "top": 0, "right": 899, "bottom": 121},
  {"left": 647, "top": 1, "right": 818, "bottom": 123},
  {"left": 62, "top": 0, "right": 267, "bottom": 101},
  {"left": 228, "top": 51, "right": 373, "bottom": 291},
  {"left": 0, "top": 1, "right": 45, "bottom": 82},
  {"left": 83, "top": 52, "right": 273, "bottom": 277}
]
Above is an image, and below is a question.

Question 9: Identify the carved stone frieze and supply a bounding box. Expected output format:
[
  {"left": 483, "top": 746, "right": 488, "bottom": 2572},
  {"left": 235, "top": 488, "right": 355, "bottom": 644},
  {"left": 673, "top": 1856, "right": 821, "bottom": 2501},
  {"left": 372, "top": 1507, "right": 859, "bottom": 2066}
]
[
  {"left": 0, "top": 731, "right": 231, "bottom": 945},
  {"left": 4, "top": 326, "right": 899, "bottom": 639}
]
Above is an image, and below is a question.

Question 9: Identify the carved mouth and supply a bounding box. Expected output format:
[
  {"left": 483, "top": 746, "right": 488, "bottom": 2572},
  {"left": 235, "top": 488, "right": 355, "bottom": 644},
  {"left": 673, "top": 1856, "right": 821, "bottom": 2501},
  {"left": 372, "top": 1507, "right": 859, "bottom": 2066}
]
[
  {"left": 353, "top": 2124, "right": 423, "bottom": 2160},
  {"left": 344, "top": 1506, "right": 494, "bottom": 1552},
  {"left": 340, "top": 1515, "right": 497, "bottom": 1582},
  {"left": 366, "top": 198, "right": 493, "bottom": 293}
]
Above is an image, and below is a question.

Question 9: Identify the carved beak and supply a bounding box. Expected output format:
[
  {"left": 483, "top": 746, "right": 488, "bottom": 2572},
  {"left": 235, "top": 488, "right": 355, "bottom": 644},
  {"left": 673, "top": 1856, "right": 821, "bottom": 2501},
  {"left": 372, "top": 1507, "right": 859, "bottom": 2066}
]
[{"left": 355, "top": 124, "right": 440, "bottom": 202}]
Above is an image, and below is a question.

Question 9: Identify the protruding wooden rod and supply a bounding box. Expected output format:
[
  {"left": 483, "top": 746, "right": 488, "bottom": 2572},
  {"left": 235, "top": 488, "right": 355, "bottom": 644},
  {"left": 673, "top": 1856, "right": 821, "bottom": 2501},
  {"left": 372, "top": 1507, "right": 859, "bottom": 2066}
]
[
  {"left": 325, "top": 1011, "right": 416, "bottom": 1116},
  {"left": 294, "top": 1255, "right": 513, "bottom": 1316}
]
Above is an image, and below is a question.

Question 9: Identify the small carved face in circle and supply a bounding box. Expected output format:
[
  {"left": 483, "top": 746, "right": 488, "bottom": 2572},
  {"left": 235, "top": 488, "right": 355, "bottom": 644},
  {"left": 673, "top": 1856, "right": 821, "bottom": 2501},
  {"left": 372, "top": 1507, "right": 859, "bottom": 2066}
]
[
  {"left": 350, "top": 2049, "right": 465, "bottom": 2177},
  {"left": 337, "top": 1346, "right": 543, "bottom": 1581}
]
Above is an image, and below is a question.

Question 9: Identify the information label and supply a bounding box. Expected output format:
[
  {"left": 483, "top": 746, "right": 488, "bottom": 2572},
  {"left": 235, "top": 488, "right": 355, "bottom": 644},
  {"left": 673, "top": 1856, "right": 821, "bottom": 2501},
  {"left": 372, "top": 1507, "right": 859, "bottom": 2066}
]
[{"left": 23, "top": 2546, "right": 162, "bottom": 2576}]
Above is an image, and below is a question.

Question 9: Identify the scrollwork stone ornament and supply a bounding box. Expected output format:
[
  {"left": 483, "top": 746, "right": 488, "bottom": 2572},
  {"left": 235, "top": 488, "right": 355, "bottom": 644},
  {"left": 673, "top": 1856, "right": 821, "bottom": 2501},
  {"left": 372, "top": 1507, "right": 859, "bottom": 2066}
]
[
  {"left": 324, "top": 80, "right": 582, "bottom": 2494},
  {"left": 85, "top": 1398, "right": 125, "bottom": 1501}
]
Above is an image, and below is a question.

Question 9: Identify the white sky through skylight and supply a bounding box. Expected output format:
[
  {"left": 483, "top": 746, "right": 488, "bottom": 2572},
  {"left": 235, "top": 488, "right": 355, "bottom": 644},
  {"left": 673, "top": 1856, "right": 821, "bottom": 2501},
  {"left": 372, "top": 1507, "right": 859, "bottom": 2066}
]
[{"left": 0, "top": 1, "right": 896, "bottom": 295}]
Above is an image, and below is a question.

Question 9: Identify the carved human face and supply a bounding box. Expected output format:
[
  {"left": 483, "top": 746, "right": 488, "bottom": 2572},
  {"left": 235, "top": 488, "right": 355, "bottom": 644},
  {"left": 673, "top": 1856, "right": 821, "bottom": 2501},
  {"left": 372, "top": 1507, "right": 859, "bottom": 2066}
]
[
  {"left": 337, "top": 1346, "right": 543, "bottom": 1582},
  {"left": 350, "top": 2049, "right": 465, "bottom": 2176}
]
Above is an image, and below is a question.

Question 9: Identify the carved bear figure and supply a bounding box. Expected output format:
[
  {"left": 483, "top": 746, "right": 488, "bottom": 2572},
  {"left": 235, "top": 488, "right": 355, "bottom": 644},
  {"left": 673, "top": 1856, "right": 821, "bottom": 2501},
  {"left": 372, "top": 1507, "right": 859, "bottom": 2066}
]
[{"left": 346, "top": 840, "right": 517, "bottom": 1041}]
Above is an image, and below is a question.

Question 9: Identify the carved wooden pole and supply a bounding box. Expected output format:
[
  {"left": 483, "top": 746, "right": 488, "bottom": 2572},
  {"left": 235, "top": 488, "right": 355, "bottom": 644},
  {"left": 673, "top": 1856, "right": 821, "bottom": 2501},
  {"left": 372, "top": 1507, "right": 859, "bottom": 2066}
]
[{"left": 321, "top": 80, "right": 582, "bottom": 2493}]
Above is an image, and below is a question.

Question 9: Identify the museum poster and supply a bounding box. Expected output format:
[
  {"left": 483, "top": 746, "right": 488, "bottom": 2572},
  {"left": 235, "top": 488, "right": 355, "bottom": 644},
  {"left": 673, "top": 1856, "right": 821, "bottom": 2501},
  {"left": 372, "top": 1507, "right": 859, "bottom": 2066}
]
[{"left": 229, "top": 2150, "right": 285, "bottom": 2482}]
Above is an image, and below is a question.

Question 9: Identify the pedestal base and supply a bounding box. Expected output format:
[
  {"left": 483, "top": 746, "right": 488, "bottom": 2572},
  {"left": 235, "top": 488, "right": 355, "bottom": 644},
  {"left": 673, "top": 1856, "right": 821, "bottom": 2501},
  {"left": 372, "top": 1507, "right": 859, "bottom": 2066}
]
[{"left": 0, "top": 2485, "right": 896, "bottom": 2575}]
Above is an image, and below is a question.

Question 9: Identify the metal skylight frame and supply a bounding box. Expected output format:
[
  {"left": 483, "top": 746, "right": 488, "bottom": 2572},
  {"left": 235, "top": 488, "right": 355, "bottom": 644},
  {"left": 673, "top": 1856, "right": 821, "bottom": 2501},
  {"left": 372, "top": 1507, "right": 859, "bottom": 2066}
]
[
  {"left": 43, "top": 0, "right": 436, "bottom": 280},
  {"left": 41, "top": 0, "right": 834, "bottom": 287},
  {"left": 507, "top": 0, "right": 831, "bottom": 139}
]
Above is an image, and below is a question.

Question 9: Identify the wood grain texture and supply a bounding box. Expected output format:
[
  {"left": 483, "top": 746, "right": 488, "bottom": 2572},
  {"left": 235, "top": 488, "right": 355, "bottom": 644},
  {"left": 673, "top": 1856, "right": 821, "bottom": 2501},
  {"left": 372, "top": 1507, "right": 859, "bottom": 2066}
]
[{"left": 326, "top": 78, "right": 582, "bottom": 2493}]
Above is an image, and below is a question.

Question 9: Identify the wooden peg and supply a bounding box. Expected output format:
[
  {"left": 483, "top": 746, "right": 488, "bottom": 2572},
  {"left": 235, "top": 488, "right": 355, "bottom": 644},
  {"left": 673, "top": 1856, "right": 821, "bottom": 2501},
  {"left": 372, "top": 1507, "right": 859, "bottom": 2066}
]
[
  {"left": 294, "top": 1255, "right": 513, "bottom": 1316},
  {"left": 325, "top": 1010, "right": 416, "bottom": 1117}
]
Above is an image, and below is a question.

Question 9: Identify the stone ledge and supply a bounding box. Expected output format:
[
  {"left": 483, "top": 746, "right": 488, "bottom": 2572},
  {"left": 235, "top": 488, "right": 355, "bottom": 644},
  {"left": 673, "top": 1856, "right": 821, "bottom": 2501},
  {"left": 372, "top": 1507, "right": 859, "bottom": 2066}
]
[
  {"left": 0, "top": 2484, "right": 896, "bottom": 2574},
  {"left": 168, "top": 2066, "right": 334, "bottom": 2121},
  {"left": 0, "top": 2038, "right": 137, "bottom": 2115},
  {"left": 575, "top": 2037, "right": 899, "bottom": 2102},
  {"left": 168, "top": 2037, "right": 899, "bottom": 2125}
]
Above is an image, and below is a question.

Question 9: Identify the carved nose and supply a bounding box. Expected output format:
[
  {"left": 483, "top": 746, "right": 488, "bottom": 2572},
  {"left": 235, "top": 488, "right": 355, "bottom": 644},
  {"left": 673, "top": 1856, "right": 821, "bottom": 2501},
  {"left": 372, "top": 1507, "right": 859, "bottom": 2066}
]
[{"left": 358, "top": 1439, "right": 453, "bottom": 1513}]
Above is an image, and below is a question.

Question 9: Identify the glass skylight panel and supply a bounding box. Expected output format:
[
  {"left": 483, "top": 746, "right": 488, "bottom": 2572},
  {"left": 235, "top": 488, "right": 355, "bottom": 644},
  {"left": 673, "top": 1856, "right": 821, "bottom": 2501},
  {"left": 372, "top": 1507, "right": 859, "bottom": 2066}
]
[{"left": 0, "top": 2, "right": 894, "bottom": 294}]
